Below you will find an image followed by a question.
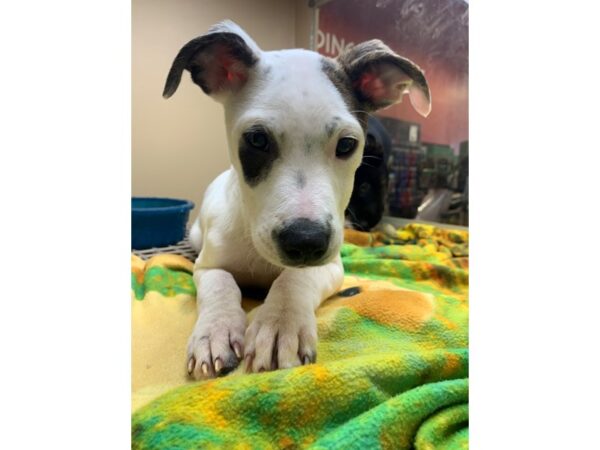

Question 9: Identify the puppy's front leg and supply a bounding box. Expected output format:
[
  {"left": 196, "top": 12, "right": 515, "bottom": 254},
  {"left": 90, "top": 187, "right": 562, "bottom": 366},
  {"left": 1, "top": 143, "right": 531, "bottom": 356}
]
[
  {"left": 187, "top": 269, "right": 246, "bottom": 379},
  {"left": 244, "top": 256, "right": 344, "bottom": 372}
]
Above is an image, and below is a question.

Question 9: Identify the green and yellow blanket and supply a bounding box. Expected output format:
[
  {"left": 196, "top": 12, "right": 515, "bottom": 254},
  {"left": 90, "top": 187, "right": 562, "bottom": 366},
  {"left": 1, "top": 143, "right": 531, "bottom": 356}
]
[{"left": 131, "top": 223, "right": 469, "bottom": 449}]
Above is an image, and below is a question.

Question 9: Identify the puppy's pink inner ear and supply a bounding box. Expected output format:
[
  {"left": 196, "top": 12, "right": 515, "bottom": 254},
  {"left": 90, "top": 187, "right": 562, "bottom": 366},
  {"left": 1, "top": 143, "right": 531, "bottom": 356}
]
[
  {"left": 357, "top": 67, "right": 412, "bottom": 105},
  {"left": 219, "top": 55, "right": 249, "bottom": 87},
  {"left": 198, "top": 44, "right": 250, "bottom": 93},
  {"left": 358, "top": 71, "right": 388, "bottom": 101}
]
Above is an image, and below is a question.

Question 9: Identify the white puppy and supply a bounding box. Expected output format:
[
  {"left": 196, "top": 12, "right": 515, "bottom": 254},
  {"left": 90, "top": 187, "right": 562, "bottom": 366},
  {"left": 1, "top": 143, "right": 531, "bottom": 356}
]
[{"left": 163, "top": 21, "right": 431, "bottom": 379}]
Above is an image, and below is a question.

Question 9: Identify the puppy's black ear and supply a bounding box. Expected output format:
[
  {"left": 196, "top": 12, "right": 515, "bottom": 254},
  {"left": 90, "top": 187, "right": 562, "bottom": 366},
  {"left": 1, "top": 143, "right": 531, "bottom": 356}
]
[
  {"left": 163, "top": 20, "right": 260, "bottom": 100},
  {"left": 338, "top": 40, "right": 431, "bottom": 117}
]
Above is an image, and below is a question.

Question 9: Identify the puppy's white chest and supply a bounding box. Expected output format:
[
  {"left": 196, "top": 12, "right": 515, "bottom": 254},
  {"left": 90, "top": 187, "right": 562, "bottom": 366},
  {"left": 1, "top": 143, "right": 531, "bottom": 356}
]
[
  {"left": 196, "top": 231, "right": 281, "bottom": 287},
  {"left": 193, "top": 171, "right": 282, "bottom": 287}
]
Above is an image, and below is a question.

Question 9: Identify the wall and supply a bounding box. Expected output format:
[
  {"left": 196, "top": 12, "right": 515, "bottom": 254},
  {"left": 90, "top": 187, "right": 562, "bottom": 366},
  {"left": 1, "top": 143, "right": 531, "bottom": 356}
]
[{"left": 132, "top": 0, "right": 310, "bottom": 220}]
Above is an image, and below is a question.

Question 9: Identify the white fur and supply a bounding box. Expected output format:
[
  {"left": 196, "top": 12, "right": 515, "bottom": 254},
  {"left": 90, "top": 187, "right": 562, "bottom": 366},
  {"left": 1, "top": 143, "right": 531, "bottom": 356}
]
[
  {"left": 184, "top": 22, "right": 363, "bottom": 378},
  {"left": 164, "top": 20, "right": 430, "bottom": 378},
  {"left": 225, "top": 49, "right": 364, "bottom": 267}
]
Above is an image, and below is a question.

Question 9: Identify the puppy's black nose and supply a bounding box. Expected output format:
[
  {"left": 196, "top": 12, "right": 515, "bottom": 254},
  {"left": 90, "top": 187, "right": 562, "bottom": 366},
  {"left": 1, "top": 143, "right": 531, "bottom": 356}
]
[{"left": 275, "top": 218, "right": 331, "bottom": 266}]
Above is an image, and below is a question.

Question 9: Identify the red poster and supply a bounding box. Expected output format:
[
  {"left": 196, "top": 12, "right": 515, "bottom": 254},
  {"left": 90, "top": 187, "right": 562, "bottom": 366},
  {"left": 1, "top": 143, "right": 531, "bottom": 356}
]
[{"left": 317, "top": 0, "right": 468, "bottom": 152}]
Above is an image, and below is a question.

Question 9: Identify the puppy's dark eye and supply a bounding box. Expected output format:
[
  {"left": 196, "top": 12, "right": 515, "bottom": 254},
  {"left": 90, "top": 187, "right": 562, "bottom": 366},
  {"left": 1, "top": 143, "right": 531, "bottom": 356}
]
[
  {"left": 244, "top": 130, "right": 269, "bottom": 151},
  {"left": 336, "top": 137, "right": 358, "bottom": 159}
]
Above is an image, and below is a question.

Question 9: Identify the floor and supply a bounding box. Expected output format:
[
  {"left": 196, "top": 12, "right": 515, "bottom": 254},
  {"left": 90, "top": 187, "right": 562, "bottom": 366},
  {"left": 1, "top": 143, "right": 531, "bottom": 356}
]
[{"left": 132, "top": 235, "right": 198, "bottom": 261}]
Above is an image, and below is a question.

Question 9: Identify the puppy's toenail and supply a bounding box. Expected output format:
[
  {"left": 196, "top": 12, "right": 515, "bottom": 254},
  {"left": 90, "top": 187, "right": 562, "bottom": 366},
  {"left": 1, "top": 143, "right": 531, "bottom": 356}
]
[
  {"left": 214, "top": 358, "right": 223, "bottom": 373},
  {"left": 233, "top": 342, "right": 242, "bottom": 359},
  {"left": 201, "top": 362, "right": 209, "bottom": 375},
  {"left": 302, "top": 355, "right": 311, "bottom": 365},
  {"left": 244, "top": 355, "right": 253, "bottom": 373},
  {"left": 187, "top": 358, "right": 195, "bottom": 374}
]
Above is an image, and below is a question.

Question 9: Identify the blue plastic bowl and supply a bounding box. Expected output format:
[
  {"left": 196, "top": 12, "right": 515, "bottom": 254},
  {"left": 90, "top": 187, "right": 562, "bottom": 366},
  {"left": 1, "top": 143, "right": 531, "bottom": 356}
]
[{"left": 131, "top": 197, "right": 194, "bottom": 249}]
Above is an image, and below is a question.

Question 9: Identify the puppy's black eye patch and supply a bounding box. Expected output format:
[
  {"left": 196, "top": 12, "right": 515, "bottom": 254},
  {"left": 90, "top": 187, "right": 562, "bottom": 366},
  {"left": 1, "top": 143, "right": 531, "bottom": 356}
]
[
  {"left": 238, "top": 127, "right": 278, "bottom": 186},
  {"left": 336, "top": 137, "right": 358, "bottom": 159}
]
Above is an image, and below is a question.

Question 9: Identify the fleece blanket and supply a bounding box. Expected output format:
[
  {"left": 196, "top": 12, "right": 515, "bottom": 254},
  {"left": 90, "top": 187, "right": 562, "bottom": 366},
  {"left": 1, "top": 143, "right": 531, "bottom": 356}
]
[{"left": 131, "top": 223, "right": 469, "bottom": 449}]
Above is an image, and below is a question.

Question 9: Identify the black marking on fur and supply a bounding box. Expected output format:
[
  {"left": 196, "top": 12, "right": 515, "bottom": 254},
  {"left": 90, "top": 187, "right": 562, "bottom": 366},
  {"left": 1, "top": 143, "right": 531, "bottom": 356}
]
[
  {"left": 296, "top": 171, "right": 306, "bottom": 189},
  {"left": 163, "top": 31, "right": 258, "bottom": 98},
  {"left": 304, "top": 137, "right": 315, "bottom": 154},
  {"left": 338, "top": 286, "right": 362, "bottom": 297},
  {"left": 238, "top": 126, "right": 279, "bottom": 187},
  {"left": 320, "top": 57, "right": 367, "bottom": 131},
  {"left": 325, "top": 119, "right": 339, "bottom": 138}
]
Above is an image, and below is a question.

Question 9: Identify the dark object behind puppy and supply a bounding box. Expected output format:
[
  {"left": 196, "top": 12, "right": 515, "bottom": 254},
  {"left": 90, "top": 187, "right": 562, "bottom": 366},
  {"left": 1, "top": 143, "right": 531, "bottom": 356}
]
[{"left": 346, "top": 116, "right": 392, "bottom": 231}]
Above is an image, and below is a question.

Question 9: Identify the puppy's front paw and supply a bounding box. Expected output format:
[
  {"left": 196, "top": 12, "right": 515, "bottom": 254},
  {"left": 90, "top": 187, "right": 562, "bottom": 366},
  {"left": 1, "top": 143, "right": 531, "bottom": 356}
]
[
  {"left": 187, "top": 306, "right": 246, "bottom": 380},
  {"left": 244, "top": 303, "right": 317, "bottom": 373}
]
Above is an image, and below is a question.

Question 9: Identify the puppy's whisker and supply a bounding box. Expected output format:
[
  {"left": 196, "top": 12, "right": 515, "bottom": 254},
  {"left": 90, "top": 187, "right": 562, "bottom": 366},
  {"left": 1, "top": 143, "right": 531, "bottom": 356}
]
[
  {"left": 346, "top": 207, "right": 360, "bottom": 227},
  {"left": 360, "top": 162, "right": 377, "bottom": 169}
]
